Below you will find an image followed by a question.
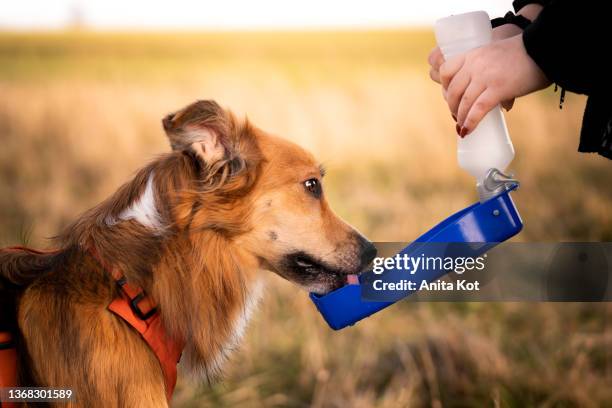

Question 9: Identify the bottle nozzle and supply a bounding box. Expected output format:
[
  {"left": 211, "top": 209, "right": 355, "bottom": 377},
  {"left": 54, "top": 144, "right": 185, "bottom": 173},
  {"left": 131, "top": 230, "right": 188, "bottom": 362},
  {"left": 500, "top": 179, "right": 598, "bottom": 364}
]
[{"left": 477, "top": 168, "right": 519, "bottom": 202}]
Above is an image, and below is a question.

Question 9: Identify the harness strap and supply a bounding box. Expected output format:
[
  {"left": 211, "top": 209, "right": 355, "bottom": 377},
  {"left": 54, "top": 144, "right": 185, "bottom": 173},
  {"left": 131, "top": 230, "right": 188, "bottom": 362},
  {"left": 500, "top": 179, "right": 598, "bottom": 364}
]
[
  {"left": 1, "top": 246, "right": 58, "bottom": 408},
  {"left": 0, "top": 332, "right": 18, "bottom": 408},
  {"left": 89, "top": 247, "right": 185, "bottom": 402},
  {"left": 0, "top": 245, "right": 184, "bottom": 402}
]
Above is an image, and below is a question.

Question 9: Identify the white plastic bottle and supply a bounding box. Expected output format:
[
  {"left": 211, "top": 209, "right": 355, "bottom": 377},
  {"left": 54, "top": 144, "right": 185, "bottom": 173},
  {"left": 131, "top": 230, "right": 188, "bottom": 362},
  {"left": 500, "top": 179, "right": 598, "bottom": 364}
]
[{"left": 434, "top": 11, "right": 515, "bottom": 202}]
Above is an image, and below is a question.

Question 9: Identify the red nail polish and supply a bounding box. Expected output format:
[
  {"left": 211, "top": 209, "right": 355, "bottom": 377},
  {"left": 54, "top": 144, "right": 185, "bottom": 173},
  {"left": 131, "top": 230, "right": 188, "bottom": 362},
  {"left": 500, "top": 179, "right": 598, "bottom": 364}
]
[
  {"left": 451, "top": 113, "right": 457, "bottom": 122},
  {"left": 459, "top": 126, "right": 468, "bottom": 138},
  {"left": 455, "top": 124, "right": 461, "bottom": 135}
]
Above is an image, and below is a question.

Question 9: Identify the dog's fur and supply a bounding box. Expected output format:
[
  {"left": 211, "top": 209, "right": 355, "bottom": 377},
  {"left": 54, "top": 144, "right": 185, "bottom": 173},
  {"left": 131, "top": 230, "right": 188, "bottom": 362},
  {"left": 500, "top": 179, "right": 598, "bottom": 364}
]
[{"left": 0, "top": 100, "right": 375, "bottom": 407}]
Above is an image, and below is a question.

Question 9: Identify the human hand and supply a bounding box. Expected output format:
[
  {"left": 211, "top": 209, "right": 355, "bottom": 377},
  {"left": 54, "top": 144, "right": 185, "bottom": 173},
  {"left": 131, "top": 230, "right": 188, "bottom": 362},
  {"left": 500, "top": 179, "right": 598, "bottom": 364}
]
[
  {"left": 440, "top": 34, "right": 550, "bottom": 136},
  {"left": 428, "top": 23, "right": 523, "bottom": 111}
]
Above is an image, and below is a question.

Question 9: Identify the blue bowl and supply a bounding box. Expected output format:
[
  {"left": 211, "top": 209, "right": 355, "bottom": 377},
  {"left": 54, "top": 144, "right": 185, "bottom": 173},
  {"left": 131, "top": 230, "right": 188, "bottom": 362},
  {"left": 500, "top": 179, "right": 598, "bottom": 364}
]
[{"left": 309, "top": 186, "right": 523, "bottom": 330}]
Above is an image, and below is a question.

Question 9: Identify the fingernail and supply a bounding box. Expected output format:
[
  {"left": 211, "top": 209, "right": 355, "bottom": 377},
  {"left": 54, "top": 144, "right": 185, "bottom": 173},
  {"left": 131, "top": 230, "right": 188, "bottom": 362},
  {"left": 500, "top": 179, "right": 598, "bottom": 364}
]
[
  {"left": 451, "top": 113, "right": 457, "bottom": 122},
  {"left": 455, "top": 124, "right": 461, "bottom": 136},
  {"left": 459, "top": 126, "right": 468, "bottom": 138}
]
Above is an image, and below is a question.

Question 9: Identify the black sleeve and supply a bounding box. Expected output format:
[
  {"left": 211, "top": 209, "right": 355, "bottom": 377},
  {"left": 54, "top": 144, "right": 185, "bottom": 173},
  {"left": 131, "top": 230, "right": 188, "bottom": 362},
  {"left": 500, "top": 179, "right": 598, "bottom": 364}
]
[{"left": 522, "top": 0, "right": 610, "bottom": 95}]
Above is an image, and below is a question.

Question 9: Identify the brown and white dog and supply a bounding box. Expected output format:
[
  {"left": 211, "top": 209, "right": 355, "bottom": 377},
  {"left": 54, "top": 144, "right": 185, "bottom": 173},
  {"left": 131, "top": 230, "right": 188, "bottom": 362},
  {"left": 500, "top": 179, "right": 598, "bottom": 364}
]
[{"left": 0, "top": 100, "right": 376, "bottom": 407}]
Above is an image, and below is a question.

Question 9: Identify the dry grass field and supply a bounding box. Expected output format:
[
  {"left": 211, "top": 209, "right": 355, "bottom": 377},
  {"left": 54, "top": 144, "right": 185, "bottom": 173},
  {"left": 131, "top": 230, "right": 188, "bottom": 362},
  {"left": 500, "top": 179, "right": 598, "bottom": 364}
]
[{"left": 0, "top": 30, "right": 610, "bottom": 407}]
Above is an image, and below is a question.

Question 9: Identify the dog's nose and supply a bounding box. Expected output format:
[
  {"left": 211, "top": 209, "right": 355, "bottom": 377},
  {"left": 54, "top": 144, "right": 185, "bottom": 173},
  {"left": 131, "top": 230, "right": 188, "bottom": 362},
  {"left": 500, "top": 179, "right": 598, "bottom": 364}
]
[{"left": 358, "top": 237, "right": 377, "bottom": 269}]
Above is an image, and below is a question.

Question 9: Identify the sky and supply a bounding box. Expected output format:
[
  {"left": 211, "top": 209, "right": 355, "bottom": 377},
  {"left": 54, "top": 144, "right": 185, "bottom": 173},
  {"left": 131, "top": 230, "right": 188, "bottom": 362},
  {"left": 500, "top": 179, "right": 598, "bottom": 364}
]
[{"left": 0, "top": 0, "right": 511, "bottom": 30}]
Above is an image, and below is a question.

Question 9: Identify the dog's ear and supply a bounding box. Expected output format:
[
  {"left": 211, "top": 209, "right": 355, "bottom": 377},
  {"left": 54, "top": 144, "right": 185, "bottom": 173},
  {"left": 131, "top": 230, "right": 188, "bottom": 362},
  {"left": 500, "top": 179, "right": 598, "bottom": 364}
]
[{"left": 162, "top": 100, "right": 230, "bottom": 166}]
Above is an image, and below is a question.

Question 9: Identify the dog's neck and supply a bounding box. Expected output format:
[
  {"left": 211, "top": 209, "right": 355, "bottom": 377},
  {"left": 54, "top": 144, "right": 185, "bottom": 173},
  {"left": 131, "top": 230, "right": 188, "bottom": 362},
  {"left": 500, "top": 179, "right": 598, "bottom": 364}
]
[
  {"left": 153, "top": 230, "right": 263, "bottom": 381},
  {"left": 59, "top": 154, "right": 264, "bottom": 381},
  {"left": 99, "top": 227, "right": 263, "bottom": 381}
]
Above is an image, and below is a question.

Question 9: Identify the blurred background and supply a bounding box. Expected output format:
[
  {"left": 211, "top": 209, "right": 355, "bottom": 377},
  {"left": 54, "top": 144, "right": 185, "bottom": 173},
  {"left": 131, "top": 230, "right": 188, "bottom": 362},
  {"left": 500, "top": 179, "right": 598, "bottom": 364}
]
[{"left": 1, "top": 1, "right": 611, "bottom": 406}]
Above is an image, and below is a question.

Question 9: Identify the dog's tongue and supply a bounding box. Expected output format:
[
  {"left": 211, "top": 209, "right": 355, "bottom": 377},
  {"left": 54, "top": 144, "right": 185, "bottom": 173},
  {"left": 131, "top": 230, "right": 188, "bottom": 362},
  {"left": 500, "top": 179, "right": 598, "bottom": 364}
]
[{"left": 347, "top": 274, "right": 360, "bottom": 285}]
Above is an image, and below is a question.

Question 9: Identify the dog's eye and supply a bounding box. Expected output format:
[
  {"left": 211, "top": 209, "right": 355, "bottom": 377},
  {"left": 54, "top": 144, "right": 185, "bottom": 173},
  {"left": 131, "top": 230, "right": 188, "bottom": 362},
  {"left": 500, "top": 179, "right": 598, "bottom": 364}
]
[{"left": 303, "top": 178, "right": 322, "bottom": 199}]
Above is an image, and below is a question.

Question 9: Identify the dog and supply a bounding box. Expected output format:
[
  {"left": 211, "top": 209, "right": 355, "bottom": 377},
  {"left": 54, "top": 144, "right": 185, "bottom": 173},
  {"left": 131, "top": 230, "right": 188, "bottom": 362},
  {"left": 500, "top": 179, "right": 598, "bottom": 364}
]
[{"left": 0, "top": 100, "right": 376, "bottom": 407}]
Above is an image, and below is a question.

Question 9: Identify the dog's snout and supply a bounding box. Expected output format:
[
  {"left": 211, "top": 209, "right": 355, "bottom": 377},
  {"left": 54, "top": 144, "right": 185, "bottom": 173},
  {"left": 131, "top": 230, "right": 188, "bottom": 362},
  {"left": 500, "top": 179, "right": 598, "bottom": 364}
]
[{"left": 358, "top": 237, "right": 377, "bottom": 269}]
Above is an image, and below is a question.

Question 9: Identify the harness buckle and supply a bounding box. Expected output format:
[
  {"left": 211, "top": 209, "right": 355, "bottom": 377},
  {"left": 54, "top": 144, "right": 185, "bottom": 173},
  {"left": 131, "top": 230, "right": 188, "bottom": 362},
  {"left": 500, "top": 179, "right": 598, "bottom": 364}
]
[
  {"left": 115, "top": 277, "right": 157, "bottom": 320},
  {"left": 129, "top": 292, "right": 158, "bottom": 320}
]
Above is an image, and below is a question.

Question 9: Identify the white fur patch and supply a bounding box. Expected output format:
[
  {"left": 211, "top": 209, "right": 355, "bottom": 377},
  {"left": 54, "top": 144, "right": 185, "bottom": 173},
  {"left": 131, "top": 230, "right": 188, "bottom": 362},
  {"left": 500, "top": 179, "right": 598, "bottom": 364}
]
[
  {"left": 116, "top": 173, "right": 163, "bottom": 230},
  {"left": 230, "top": 277, "right": 264, "bottom": 348},
  {"left": 201, "top": 277, "right": 264, "bottom": 379}
]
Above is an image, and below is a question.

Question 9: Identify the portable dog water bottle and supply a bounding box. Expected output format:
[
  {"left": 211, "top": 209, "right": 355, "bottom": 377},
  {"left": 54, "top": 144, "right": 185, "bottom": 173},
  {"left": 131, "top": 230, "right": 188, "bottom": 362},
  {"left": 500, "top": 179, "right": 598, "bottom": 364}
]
[
  {"left": 310, "top": 11, "right": 523, "bottom": 330},
  {"left": 435, "top": 11, "right": 516, "bottom": 202},
  {"left": 310, "top": 180, "right": 522, "bottom": 330}
]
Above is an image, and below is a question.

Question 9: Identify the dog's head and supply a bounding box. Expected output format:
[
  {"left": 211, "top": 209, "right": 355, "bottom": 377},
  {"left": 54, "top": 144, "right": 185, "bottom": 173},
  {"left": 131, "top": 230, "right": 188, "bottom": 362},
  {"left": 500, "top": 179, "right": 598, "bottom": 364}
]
[{"left": 163, "top": 100, "right": 376, "bottom": 294}]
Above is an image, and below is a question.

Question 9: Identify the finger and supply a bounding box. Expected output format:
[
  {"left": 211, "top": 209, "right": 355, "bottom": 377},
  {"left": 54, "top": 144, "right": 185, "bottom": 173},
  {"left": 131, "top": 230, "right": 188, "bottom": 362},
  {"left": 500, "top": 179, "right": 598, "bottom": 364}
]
[
  {"left": 502, "top": 98, "right": 515, "bottom": 111},
  {"left": 462, "top": 89, "right": 499, "bottom": 135},
  {"left": 439, "top": 55, "right": 465, "bottom": 91},
  {"left": 456, "top": 81, "right": 486, "bottom": 126},
  {"left": 429, "top": 67, "right": 440, "bottom": 83},
  {"left": 446, "top": 68, "right": 471, "bottom": 115},
  {"left": 491, "top": 24, "right": 522, "bottom": 41},
  {"left": 427, "top": 48, "right": 437, "bottom": 65},
  {"left": 427, "top": 47, "right": 444, "bottom": 70}
]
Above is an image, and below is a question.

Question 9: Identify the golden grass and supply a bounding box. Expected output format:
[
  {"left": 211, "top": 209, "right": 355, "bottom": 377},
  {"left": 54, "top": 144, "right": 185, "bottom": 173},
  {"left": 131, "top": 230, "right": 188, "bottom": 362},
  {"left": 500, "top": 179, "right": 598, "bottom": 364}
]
[{"left": 0, "top": 30, "right": 610, "bottom": 406}]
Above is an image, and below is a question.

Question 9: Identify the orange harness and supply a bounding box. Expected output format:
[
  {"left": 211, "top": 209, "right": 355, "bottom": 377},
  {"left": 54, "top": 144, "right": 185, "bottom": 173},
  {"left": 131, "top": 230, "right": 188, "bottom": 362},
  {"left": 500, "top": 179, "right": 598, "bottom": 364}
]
[
  {"left": 105, "top": 262, "right": 185, "bottom": 401},
  {"left": 0, "top": 246, "right": 184, "bottom": 404},
  {"left": 0, "top": 332, "right": 18, "bottom": 408}
]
